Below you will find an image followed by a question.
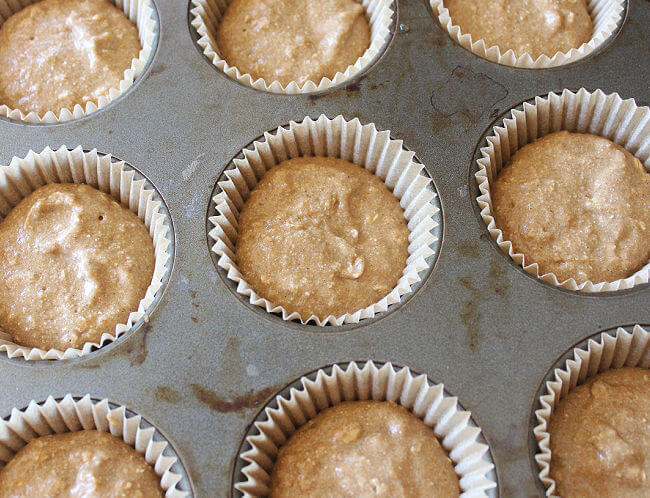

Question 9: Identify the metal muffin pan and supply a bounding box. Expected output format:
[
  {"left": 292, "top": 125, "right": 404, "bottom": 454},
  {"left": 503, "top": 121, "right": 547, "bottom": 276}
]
[{"left": 0, "top": 0, "right": 647, "bottom": 495}]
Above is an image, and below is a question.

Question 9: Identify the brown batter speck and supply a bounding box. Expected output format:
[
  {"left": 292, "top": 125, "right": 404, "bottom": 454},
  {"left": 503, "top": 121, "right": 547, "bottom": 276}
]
[
  {"left": 0, "top": 430, "right": 163, "bottom": 497},
  {"left": 270, "top": 401, "right": 460, "bottom": 497},
  {"left": 492, "top": 131, "right": 650, "bottom": 284},
  {"left": 217, "top": 0, "right": 370, "bottom": 86},
  {"left": 235, "top": 157, "right": 409, "bottom": 319},
  {"left": 0, "top": 0, "right": 141, "bottom": 115},
  {"left": 0, "top": 183, "right": 155, "bottom": 351}
]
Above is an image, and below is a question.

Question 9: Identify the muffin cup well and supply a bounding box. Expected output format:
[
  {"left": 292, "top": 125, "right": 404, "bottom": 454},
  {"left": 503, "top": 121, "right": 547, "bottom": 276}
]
[
  {"left": 234, "top": 360, "right": 497, "bottom": 496},
  {"left": 0, "top": 394, "right": 189, "bottom": 496},
  {"left": 430, "top": 0, "right": 625, "bottom": 68},
  {"left": 0, "top": 0, "right": 157, "bottom": 123},
  {"left": 475, "top": 88, "right": 650, "bottom": 292},
  {"left": 533, "top": 324, "right": 650, "bottom": 496},
  {"left": 208, "top": 114, "right": 440, "bottom": 326},
  {"left": 189, "top": 0, "right": 393, "bottom": 94},
  {"left": 0, "top": 146, "right": 172, "bottom": 360}
]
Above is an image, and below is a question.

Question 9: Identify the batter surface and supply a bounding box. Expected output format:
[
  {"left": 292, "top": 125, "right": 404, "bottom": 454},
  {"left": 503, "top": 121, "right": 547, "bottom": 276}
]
[
  {"left": 0, "top": 183, "right": 155, "bottom": 350},
  {"left": 492, "top": 131, "right": 650, "bottom": 284},
  {"left": 549, "top": 367, "right": 650, "bottom": 497},
  {"left": 235, "top": 157, "right": 409, "bottom": 319},
  {"left": 270, "top": 401, "right": 460, "bottom": 497},
  {"left": 216, "top": 0, "right": 370, "bottom": 86},
  {"left": 0, "top": 0, "right": 140, "bottom": 115},
  {"left": 444, "top": 0, "right": 593, "bottom": 59},
  {"left": 0, "top": 430, "right": 163, "bottom": 497}
]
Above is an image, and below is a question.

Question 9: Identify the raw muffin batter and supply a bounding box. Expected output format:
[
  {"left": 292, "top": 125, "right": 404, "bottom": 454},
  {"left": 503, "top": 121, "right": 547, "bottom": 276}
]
[
  {"left": 235, "top": 157, "right": 409, "bottom": 319},
  {"left": 0, "top": 0, "right": 141, "bottom": 115},
  {"left": 0, "top": 183, "right": 155, "bottom": 350},
  {"left": 492, "top": 131, "right": 650, "bottom": 284},
  {"left": 549, "top": 367, "right": 650, "bottom": 497},
  {"left": 0, "top": 430, "right": 163, "bottom": 497},
  {"left": 270, "top": 401, "right": 460, "bottom": 497},
  {"left": 444, "top": 0, "right": 593, "bottom": 59},
  {"left": 216, "top": 0, "right": 370, "bottom": 86}
]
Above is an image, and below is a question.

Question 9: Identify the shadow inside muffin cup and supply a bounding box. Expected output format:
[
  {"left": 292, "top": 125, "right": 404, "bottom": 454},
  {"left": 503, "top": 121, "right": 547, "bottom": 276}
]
[
  {"left": 231, "top": 360, "right": 498, "bottom": 496},
  {"left": 471, "top": 88, "right": 650, "bottom": 294},
  {"left": 206, "top": 114, "right": 444, "bottom": 329},
  {"left": 0, "top": 147, "right": 175, "bottom": 361},
  {"left": 429, "top": 0, "right": 627, "bottom": 68},
  {"left": 528, "top": 324, "right": 649, "bottom": 496},
  {"left": 0, "top": 394, "right": 193, "bottom": 496},
  {"left": 0, "top": 0, "right": 158, "bottom": 124},
  {"left": 188, "top": 0, "right": 396, "bottom": 94}
]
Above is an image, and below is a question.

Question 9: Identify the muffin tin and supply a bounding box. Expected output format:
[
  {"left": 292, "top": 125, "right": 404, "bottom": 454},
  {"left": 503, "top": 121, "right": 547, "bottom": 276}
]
[{"left": 0, "top": 0, "right": 648, "bottom": 496}]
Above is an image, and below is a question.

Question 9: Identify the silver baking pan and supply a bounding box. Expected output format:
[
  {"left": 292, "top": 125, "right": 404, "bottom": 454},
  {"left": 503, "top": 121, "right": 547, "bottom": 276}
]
[{"left": 0, "top": 0, "right": 648, "bottom": 496}]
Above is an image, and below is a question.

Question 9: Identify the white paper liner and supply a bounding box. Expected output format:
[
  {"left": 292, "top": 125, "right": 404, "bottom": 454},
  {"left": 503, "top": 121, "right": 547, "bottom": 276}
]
[
  {"left": 0, "top": 394, "right": 188, "bottom": 496},
  {"left": 0, "top": 0, "right": 157, "bottom": 123},
  {"left": 0, "top": 145, "right": 171, "bottom": 360},
  {"left": 533, "top": 324, "right": 650, "bottom": 496},
  {"left": 189, "top": 0, "right": 393, "bottom": 94},
  {"left": 475, "top": 88, "right": 650, "bottom": 292},
  {"left": 208, "top": 114, "right": 439, "bottom": 326},
  {"left": 235, "top": 361, "right": 496, "bottom": 496},
  {"left": 430, "top": 0, "right": 624, "bottom": 68}
]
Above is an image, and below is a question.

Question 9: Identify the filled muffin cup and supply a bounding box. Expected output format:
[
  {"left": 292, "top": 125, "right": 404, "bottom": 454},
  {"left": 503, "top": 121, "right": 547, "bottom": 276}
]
[
  {"left": 234, "top": 360, "right": 497, "bottom": 496},
  {"left": 533, "top": 324, "right": 649, "bottom": 496},
  {"left": 0, "top": 0, "right": 157, "bottom": 123},
  {"left": 208, "top": 114, "right": 440, "bottom": 326},
  {"left": 0, "top": 146, "right": 172, "bottom": 360},
  {"left": 475, "top": 88, "right": 650, "bottom": 292},
  {"left": 430, "top": 0, "right": 625, "bottom": 68},
  {"left": 189, "top": 0, "right": 394, "bottom": 94},
  {"left": 0, "top": 394, "right": 189, "bottom": 496}
]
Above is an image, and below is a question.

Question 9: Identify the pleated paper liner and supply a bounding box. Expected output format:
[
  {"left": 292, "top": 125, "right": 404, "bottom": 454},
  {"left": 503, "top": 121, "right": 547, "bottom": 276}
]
[
  {"left": 0, "top": 146, "right": 172, "bottom": 360},
  {"left": 208, "top": 114, "right": 440, "bottom": 326},
  {"left": 0, "top": 394, "right": 190, "bottom": 496},
  {"left": 189, "top": 0, "right": 393, "bottom": 93},
  {"left": 475, "top": 88, "right": 650, "bottom": 292},
  {"left": 533, "top": 324, "right": 650, "bottom": 496},
  {"left": 0, "top": 0, "right": 157, "bottom": 123},
  {"left": 430, "top": 0, "right": 625, "bottom": 68},
  {"left": 234, "top": 361, "right": 496, "bottom": 496}
]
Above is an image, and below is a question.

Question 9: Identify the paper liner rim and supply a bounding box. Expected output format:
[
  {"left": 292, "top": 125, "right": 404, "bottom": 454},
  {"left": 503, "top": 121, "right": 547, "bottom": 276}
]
[
  {"left": 189, "top": 0, "right": 394, "bottom": 94},
  {"left": 474, "top": 88, "right": 650, "bottom": 293},
  {"left": 0, "top": 145, "right": 172, "bottom": 360},
  {"left": 532, "top": 324, "right": 650, "bottom": 496},
  {"left": 0, "top": 394, "right": 189, "bottom": 497},
  {"left": 0, "top": 0, "right": 157, "bottom": 123},
  {"left": 207, "top": 114, "right": 440, "bottom": 326},
  {"left": 234, "top": 360, "right": 497, "bottom": 496},
  {"left": 429, "top": 0, "right": 625, "bottom": 68}
]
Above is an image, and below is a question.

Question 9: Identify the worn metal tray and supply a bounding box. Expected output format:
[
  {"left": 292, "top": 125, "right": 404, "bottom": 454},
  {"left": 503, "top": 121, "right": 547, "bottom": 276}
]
[{"left": 0, "top": 0, "right": 648, "bottom": 496}]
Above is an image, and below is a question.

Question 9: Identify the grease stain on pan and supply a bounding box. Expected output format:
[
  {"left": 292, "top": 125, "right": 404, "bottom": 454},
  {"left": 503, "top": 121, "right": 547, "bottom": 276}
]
[
  {"left": 457, "top": 240, "right": 480, "bottom": 259},
  {"left": 122, "top": 323, "right": 152, "bottom": 366},
  {"left": 155, "top": 386, "right": 183, "bottom": 404},
  {"left": 459, "top": 276, "right": 481, "bottom": 353},
  {"left": 190, "top": 384, "right": 279, "bottom": 414}
]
